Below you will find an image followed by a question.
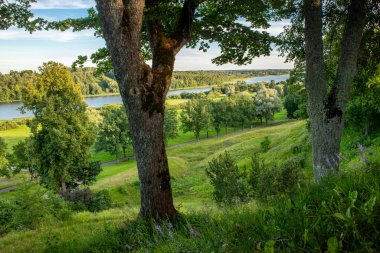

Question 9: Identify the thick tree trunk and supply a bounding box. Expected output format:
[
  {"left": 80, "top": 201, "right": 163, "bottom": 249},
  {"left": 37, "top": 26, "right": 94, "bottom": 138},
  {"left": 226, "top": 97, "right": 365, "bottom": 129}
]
[
  {"left": 127, "top": 102, "right": 176, "bottom": 219},
  {"left": 304, "top": 0, "right": 367, "bottom": 181},
  {"left": 96, "top": 0, "right": 198, "bottom": 220}
]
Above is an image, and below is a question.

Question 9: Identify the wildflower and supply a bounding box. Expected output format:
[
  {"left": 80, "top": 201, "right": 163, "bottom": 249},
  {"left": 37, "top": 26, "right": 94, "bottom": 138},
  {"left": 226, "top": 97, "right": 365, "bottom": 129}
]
[
  {"left": 189, "top": 228, "right": 201, "bottom": 237},
  {"left": 168, "top": 222, "right": 173, "bottom": 229},
  {"left": 154, "top": 225, "right": 165, "bottom": 237},
  {"left": 360, "top": 156, "right": 367, "bottom": 164},
  {"left": 168, "top": 230, "right": 174, "bottom": 239},
  {"left": 332, "top": 157, "right": 339, "bottom": 168},
  {"left": 154, "top": 237, "right": 158, "bottom": 243},
  {"left": 358, "top": 144, "right": 365, "bottom": 154}
]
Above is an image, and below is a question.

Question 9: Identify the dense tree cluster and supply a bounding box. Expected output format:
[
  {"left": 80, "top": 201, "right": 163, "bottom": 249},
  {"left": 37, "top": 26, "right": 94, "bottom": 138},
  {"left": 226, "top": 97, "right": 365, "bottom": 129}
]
[
  {"left": 0, "top": 68, "right": 289, "bottom": 102},
  {"left": 171, "top": 70, "right": 289, "bottom": 89},
  {"left": 180, "top": 88, "right": 281, "bottom": 140},
  {"left": 0, "top": 68, "right": 118, "bottom": 102}
]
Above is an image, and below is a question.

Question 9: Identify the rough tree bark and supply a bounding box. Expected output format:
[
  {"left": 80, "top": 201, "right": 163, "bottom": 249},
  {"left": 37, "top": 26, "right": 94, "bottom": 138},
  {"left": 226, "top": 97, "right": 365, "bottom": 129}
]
[
  {"left": 95, "top": 0, "right": 198, "bottom": 220},
  {"left": 304, "top": 0, "right": 367, "bottom": 181}
]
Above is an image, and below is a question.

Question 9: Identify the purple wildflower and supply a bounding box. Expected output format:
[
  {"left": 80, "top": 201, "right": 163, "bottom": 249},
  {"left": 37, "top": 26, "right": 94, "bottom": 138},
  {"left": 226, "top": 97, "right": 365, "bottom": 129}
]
[
  {"left": 358, "top": 144, "right": 365, "bottom": 154},
  {"left": 332, "top": 157, "right": 339, "bottom": 168},
  {"left": 360, "top": 156, "right": 368, "bottom": 164},
  {"left": 189, "top": 228, "right": 201, "bottom": 237},
  {"left": 168, "top": 230, "right": 174, "bottom": 239},
  {"left": 154, "top": 225, "right": 165, "bottom": 237},
  {"left": 153, "top": 237, "right": 159, "bottom": 243},
  {"left": 168, "top": 222, "right": 173, "bottom": 229}
]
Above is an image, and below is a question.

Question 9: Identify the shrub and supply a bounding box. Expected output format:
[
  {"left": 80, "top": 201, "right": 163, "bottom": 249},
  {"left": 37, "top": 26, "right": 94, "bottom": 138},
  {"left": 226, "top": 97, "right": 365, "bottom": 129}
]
[
  {"left": 206, "top": 151, "right": 251, "bottom": 205},
  {"left": 0, "top": 200, "right": 14, "bottom": 235},
  {"left": 260, "top": 136, "right": 271, "bottom": 152},
  {"left": 62, "top": 188, "right": 112, "bottom": 212},
  {"left": 0, "top": 184, "right": 72, "bottom": 235},
  {"left": 249, "top": 154, "right": 305, "bottom": 200}
]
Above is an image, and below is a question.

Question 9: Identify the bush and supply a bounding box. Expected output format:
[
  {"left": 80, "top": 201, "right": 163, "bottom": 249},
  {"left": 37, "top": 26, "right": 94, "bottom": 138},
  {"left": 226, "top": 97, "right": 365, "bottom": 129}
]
[
  {"left": 0, "top": 184, "right": 72, "bottom": 235},
  {"left": 206, "top": 151, "right": 251, "bottom": 205},
  {"left": 62, "top": 188, "right": 112, "bottom": 212},
  {"left": 0, "top": 200, "right": 14, "bottom": 235},
  {"left": 249, "top": 154, "right": 305, "bottom": 200},
  {"left": 260, "top": 136, "right": 271, "bottom": 152}
]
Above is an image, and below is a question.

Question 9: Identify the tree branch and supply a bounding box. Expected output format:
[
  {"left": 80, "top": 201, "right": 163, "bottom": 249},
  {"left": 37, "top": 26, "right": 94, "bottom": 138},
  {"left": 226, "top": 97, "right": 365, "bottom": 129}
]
[
  {"left": 96, "top": 0, "right": 148, "bottom": 88},
  {"left": 329, "top": 0, "right": 367, "bottom": 111},
  {"left": 171, "top": 0, "right": 202, "bottom": 54},
  {"left": 304, "top": 0, "right": 327, "bottom": 108}
]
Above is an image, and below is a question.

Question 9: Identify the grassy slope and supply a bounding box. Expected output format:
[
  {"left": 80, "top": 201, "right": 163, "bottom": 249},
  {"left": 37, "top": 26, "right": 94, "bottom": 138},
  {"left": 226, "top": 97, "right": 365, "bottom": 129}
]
[{"left": 0, "top": 120, "right": 309, "bottom": 253}]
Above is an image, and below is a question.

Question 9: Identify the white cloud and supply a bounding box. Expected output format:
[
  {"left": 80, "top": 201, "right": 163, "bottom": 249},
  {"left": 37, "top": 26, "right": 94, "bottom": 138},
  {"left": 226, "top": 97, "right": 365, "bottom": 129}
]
[
  {"left": 174, "top": 47, "right": 293, "bottom": 71},
  {"left": 0, "top": 28, "right": 95, "bottom": 42},
  {"left": 31, "top": 0, "right": 94, "bottom": 9}
]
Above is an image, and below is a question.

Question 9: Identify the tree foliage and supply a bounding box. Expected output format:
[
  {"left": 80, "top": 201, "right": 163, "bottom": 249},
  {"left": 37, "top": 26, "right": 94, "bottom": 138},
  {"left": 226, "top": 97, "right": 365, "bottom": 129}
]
[
  {"left": 180, "top": 99, "right": 212, "bottom": 140},
  {"left": 164, "top": 108, "right": 179, "bottom": 143},
  {"left": 21, "top": 62, "right": 99, "bottom": 193},
  {"left": 0, "top": 0, "right": 45, "bottom": 32},
  {"left": 95, "top": 105, "right": 131, "bottom": 159}
]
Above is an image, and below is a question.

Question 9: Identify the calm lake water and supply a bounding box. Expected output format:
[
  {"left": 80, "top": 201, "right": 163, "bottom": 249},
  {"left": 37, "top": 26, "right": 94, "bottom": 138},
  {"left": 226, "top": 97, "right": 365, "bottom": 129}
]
[{"left": 0, "top": 75, "right": 288, "bottom": 120}]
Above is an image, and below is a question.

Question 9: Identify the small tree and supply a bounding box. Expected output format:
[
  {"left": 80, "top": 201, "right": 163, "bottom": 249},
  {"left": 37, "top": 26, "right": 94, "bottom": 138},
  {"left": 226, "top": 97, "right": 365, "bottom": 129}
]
[
  {"left": 96, "top": 105, "right": 131, "bottom": 159},
  {"left": 21, "top": 62, "right": 99, "bottom": 194},
  {"left": 206, "top": 151, "right": 250, "bottom": 205},
  {"left": 254, "top": 88, "right": 281, "bottom": 125},
  {"left": 180, "top": 99, "right": 212, "bottom": 141},
  {"left": 164, "top": 108, "right": 179, "bottom": 144}
]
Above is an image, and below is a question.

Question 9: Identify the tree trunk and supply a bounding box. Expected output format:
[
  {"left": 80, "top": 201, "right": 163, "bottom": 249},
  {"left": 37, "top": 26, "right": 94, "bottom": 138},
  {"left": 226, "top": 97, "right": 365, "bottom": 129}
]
[
  {"left": 364, "top": 118, "right": 369, "bottom": 136},
  {"left": 304, "top": 0, "right": 367, "bottom": 181},
  {"left": 128, "top": 105, "right": 177, "bottom": 219},
  {"left": 60, "top": 181, "right": 67, "bottom": 194},
  {"left": 96, "top": 0, "right": 199, "bottom": 220},
  {"left": 122, "top": 147, "right": 126, "bottom": 159}
]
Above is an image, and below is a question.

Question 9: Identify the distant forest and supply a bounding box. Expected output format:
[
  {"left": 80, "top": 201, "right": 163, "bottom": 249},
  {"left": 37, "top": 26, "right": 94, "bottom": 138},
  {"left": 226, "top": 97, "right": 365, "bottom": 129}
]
[{"left": 0, "top": 68, "right": 289, "bottom": 102}]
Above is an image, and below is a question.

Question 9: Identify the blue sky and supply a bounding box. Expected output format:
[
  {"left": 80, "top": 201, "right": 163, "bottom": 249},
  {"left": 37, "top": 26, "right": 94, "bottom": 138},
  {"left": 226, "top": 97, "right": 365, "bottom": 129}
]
[{"left": 0, "top": 1, "right": 293, "bottom": 73}]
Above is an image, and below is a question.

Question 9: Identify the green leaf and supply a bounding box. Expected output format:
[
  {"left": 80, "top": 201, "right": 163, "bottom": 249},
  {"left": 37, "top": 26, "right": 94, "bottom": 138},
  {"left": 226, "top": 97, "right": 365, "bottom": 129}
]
[
  {"left": 349, "top": 190, "right": 358, "bottom": 207},
  {"left": 333, "top": 213, "right": 346, "bottom": 221},
  {"left": 264, "top": 240, "right": 275, "bottom": 253},
  {"left": 327, "top": 236, "right": 339, "bottom": 253}
]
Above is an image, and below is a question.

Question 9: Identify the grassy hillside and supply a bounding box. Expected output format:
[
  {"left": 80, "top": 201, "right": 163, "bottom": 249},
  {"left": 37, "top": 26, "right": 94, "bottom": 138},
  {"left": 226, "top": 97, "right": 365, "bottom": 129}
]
[
  {"left": 0, "top": 120, "right": 312, "bottom": 252},
  {"left": 1, "top": 120, "right": 378, "bottom": 252}
]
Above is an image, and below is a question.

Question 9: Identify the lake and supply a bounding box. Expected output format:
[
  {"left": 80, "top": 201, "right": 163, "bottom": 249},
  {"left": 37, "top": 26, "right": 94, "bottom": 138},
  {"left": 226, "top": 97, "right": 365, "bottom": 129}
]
[
  {"left": 0, "top": 75, "right": 288, "bottom": 120},
  {"left": 0, "top": 87, "right": 211, "bottom": 120}
]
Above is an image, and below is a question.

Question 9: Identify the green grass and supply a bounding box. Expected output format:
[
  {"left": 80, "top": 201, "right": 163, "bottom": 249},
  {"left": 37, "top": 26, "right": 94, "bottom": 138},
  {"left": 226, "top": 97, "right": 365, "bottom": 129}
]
[
  {"left": 86, "top": 120, "right": 308, "bottom": 208},
  {"left": 0, "top": 125, "right": 30, "bottom": 151},
  {"left": 2, "top": 120, "right": 378, "bottom": 252}
]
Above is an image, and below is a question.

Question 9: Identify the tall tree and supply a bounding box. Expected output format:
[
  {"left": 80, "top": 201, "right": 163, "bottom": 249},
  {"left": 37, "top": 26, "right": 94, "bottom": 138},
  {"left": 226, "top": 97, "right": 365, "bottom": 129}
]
[
  {"left": 304, "top": 0, "right": 368, "bottom": 180},
  {"left": 21, "top": 62, "right": 99, "bottom": 193},
  {"left": 55, "top": 0, "right": 275, "bottom": 220}
]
